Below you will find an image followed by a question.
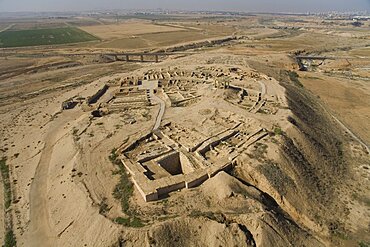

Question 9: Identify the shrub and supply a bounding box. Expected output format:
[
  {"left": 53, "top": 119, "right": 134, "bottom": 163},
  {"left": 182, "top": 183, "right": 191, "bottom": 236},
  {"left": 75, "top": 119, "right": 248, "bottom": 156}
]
[
  {"left": 115, "top": 216, "right": 144, "bottom": 228},
  {"left": 4, "top": 230, "right": 17, "bottom": 247},
  {"left": 110, "top": 149, "right": 145, "bottom": 227},
  {"left": 109, "top": 148, "right": 118, "bottom": 162},
  {"left": 115, "top": 217, "right": 130, "bottom": 226},
  {"left": 274, "top": 127, "right": 283, "bottom": 136},
  {"left": 99, "top": 197, "right": 110, "bottom": 215},
  {"left": 288, "top": 71, "right": 303, "bottom": 87},
  {"left": 0, "top": 158, "right": 12, "bottom": 209},
  {"left": 359, "top": 241, "right": 370, "bottom": 247},
  {"left": 109, "top": 149, "right": 133, "bottom": 214},
  {"left": 112, "top": 164, "right": 133, "bottom": 214}
]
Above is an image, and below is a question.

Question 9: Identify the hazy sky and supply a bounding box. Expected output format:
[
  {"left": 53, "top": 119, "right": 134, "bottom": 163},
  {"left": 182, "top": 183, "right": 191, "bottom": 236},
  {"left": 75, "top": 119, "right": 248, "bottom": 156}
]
[{"left": 0, "top": 0, "right": 369, "bottom": 13}]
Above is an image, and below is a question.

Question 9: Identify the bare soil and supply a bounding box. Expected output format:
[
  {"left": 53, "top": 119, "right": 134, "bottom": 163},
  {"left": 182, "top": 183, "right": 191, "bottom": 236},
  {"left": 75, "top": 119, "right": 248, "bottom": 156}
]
[{"left": 0, "top": 14, "right": 369, "bottom": 247}]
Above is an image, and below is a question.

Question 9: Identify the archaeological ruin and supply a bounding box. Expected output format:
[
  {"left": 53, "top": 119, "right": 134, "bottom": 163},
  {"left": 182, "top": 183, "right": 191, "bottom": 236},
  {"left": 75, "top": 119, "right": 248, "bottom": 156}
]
[{"left": 59, "top": 64, "right": 285, "bottom": 202}]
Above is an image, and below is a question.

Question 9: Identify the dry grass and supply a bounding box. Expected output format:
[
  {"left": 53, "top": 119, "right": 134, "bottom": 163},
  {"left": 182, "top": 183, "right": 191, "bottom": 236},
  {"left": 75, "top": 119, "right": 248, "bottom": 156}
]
[
  {"left": 1, "top": 14, "right": 369, "bottom": 247},
  {"left": 348, "top": 47, "right": 370, "bottom": 57},
  {"left": 86, "top": 21, "right": 235, "bottom": 50},
  {"left": 299, "top": 73, "right": 370, "bottom": 145},
  {"left": 97, "top": 37, "right": 150, "bottom": 49},
  {"left": 0, "top": 158, "right": 12, "bottom": 209},
  {"left": 255, "top": 32, "right": 365, "bottom": 52},
  {"left": 96, "top": 30, "right": 223, "bottom": 50},
  {"left": 79, "top": 22, "right": 185, "bottom": 40}
]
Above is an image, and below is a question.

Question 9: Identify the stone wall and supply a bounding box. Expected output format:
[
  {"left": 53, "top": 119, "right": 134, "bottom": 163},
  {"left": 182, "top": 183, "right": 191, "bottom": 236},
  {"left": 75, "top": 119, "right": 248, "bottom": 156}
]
[
  {"left": 179, "top": 152, "right": 195, "bottom": 174},
  {"left": 157, "top": 151, "right": 182, "bottom": 175},
  {"left": 87, "top": 84, "right": 109, "bottom": 104}
]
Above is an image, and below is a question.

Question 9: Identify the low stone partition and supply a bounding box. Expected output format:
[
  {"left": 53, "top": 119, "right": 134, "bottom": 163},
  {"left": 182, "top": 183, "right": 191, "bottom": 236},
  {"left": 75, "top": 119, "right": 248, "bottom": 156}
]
[
  {"left": 87, "top": 84, "right": 109, "bottom": 104},
  {"left": 190, "top": 122, "right": 242, "bottom": 152},
  {"left": 108, "top": 102, "right": 148, "bottom": 111},
  {"left": 185, "top": 171, "right": 209, "bottom": 188},
  {"left": 155, "top": 176, "right": 186, "bottom": 196},
  {"left": 235, "top": 128, "right": 264, "bottom": 148},
  {"left": 118, "top": 129, "right": 240, "bottom": 202},
  {"left": 138, "top": 148, "right": 174, "bottom": 164},
  {"left": 249, "top": 92, "right": 262, "bottom": 112},
  {"left": 251, "top": 99, "right": 266, "bottom": 114},
  {"left": 171, "top": 95, "right": 201, "bottom": 107},
  {"left": 197, "top": 130, "right": 239, "bottom": 157},
  {"left": 120, "top": 157, "right": 146, "bottom": 176},
  {"left": 238, "top": 131, "right": 268, "bottom": 150},
  {"left": 122, "top": 132, "right": 155, "bottom": 153},
  {"left": 121, "top": 152, "right": 235, "bottom": 202},
  {"left": 132, "top": 174, "right": 159, "bottom": 202},
  {"left": 207, "top": 162, "right": 233, "bottom": 178}
]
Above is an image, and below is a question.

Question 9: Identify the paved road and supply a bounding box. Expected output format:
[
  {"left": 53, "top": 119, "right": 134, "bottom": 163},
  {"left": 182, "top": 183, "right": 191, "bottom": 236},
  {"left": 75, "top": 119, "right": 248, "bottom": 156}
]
[{"left": 150, "top": 91, "right": 166, "bottom": 131}]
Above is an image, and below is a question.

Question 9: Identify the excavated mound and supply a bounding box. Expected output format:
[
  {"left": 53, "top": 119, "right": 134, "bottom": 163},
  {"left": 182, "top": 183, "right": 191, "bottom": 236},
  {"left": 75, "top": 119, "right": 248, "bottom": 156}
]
[
  {"left": 147, "top": 217, "right": 251, "bottom": 247},
  {"left": 243, "top": 59, "right": 366, "bottom": 245},
  {"left": 6, "top": 50, "right": 368, "bottom": 247},
  {"left": 137, "top": 170, "right": 324, "bottom": 247},
  {"left": 122, "top": 63, "right": 354, "bottom": 247},
  {"left": 201, "top": 171, "right": 244, "bottom": 200}
]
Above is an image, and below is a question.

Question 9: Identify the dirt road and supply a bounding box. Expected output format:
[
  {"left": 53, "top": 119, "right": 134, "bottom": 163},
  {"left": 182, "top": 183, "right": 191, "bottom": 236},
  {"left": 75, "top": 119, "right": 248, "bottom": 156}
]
[
  {"left": 151, "top": 91, "right": 166, "bottom": 130},
  {"left": 258, "top": 80, "right": 267, "bottom": 96},
  {"left": 0, "top": 24, "right": 14, "bottom": 33},
  {"left": 332, "top": 115, "right": 370, "bottom": 154},
  {"left": 28, "top": 110, "right": 80, "bottom": 247}
]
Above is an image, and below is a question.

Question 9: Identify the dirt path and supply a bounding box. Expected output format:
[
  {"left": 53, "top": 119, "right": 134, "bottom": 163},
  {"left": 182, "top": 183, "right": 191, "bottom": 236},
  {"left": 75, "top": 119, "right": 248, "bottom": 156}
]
[
  {"left": 0, "top": 24, "right": 14, "bottom": 33},
  {"left": 151, "top": 91, "right": 166, "bottom": 130},
  {"left": 28, "top": 111, "right": 80, "bottom": 247},
  {"left": 258, "top": 80, "right": 267, "bottom": 96},
  {"left": 332, "top": 115, "right": 370, "bottom": 154}
]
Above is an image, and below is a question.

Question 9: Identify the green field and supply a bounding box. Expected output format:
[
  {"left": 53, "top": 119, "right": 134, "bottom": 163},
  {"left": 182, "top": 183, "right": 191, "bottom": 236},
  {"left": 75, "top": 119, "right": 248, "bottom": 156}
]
[{"left": 0, "top": 27, "right": 99, "bottom": 48}]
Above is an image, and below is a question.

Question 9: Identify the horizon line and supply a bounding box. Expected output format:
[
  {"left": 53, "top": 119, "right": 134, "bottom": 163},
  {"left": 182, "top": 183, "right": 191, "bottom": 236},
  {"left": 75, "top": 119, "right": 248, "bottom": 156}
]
[{"left": 0, "top": 8, "right": 368, "bottom": 15}]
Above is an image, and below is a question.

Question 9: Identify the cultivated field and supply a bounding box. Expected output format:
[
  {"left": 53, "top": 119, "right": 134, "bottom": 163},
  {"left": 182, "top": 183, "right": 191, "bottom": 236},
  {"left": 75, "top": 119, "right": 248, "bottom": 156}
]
[
  {"left": 0, "top": 27, "right": 98, "bottom": 48},
  {"left": 79, "top": 21, "right": 186, "bottom": 40},
  {"left": 95, "top": 30, "right": 222, "bottom": 49},
  {"left": 0, "top": 13, "right": 369, "bottom": 247},
  {"left": 82, "top": 21, "right": 236, "bottom": 50}
]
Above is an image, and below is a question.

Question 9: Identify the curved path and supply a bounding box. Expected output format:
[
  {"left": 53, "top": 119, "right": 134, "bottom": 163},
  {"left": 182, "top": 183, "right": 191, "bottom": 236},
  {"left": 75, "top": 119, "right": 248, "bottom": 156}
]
[
  {"left": 332, "top": 115, "right": 370, "bottom": 154},
  {"left": 258, "top": 80, "right": 267, "bottom": 97},
  {"left": 28, "top": 111, "right": 80, "bottom": 247},
  {"left": 314, "top": 99, "right": 370, "bottom": 155},
  {"left": 0, "top": 24, "right": 14, "bottom": 33},
  {"left": 150, "top": 91, "right": 166, "bottom": 131}
]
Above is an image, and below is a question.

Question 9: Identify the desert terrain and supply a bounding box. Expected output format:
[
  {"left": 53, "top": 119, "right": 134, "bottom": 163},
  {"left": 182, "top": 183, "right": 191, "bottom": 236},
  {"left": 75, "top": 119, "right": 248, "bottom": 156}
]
[{"left": 0, "top": 12, "right": 369, "bottom": 247}]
